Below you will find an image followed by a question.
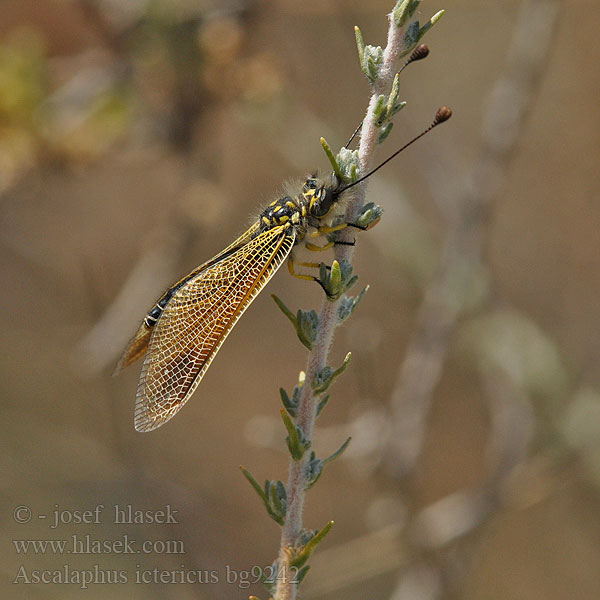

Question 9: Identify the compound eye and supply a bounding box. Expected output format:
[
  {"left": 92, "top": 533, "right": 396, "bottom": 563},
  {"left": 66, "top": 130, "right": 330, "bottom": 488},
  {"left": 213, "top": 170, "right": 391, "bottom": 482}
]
[{"left": 317, "top": 187, "right": 335, "bottom": 216}]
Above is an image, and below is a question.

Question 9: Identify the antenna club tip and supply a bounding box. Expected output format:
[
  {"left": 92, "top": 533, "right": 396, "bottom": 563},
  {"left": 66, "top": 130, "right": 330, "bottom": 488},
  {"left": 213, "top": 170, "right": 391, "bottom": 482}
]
[
  {"left": 434, "top": 106, "right": 452, "bottom": 125},
  {"left": 412, "top": 44, "right": 430, "bottom": 61}
]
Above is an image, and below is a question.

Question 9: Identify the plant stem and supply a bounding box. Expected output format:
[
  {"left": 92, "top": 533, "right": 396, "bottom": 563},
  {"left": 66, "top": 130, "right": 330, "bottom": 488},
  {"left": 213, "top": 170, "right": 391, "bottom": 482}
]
[{"left": 273, "top": 12, "right": 409, "bottom": 600}]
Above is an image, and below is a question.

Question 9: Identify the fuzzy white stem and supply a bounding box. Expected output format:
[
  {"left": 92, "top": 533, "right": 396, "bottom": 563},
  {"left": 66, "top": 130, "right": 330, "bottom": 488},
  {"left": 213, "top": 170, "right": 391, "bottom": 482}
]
[{"left": 274, "top": 12, "right": 412, "bottom": 600}]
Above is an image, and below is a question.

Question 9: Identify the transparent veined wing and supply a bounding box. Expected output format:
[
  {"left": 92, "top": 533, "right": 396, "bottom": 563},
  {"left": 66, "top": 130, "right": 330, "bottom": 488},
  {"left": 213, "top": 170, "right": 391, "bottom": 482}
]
[
  {"left": 114, "top": 222, "right": 261, "bottom": 375},
  {"left": 133, "top": 224, "right": 295, "bottom": 432}
]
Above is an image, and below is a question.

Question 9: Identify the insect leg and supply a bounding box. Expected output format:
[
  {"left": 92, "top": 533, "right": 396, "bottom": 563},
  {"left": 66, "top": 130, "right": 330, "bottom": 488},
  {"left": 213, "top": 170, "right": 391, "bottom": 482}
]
[
  {"left": 309, "top": 223, "right": 348, "bottom": 236},
  {"left": 345, "top": 217, "right": 381, "bottom": 231},
  {"left": 297, "top": 261, "right": 322, "bottom": 269},
  {"left": 288, "top": 257, "right": 319, "bottom": 281},
  {"left": 287, "top": 257, "right": 334, "bottom": 298},
  {"left": 305, "top": 224, "right": 357, "bottom": 249},
  {"left": 305, "top": 240, "right": 335, "bottom": 252}
]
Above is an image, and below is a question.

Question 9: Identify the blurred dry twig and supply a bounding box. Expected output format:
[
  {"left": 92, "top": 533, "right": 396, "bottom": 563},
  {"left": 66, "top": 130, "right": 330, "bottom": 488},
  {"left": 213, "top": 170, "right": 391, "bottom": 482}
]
[
  {"left": 386, "top": 1, "right": 563, "bottom": 599},
  {"left": 386, "top": 0, "right": 562, "bottom": 478}
]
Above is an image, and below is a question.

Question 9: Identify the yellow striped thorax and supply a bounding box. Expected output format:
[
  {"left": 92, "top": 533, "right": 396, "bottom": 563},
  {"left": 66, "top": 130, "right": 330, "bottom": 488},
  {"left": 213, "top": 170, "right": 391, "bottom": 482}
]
[{"left": 259, "top": 176, "right": 341, "bottom": 240}]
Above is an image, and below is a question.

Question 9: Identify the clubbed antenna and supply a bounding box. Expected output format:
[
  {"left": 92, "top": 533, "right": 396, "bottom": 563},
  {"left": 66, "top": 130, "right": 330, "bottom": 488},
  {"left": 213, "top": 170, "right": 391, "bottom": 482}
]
[
  {"left": 340, "top": 106, "right": 453, "bottom": 192},
  {"left": 400, "top": 44, "right": 430, "bottom": 73}
]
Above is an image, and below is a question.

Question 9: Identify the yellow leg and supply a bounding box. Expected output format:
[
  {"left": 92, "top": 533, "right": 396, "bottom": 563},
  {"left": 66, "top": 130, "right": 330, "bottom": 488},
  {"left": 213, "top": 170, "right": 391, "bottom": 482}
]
[
  {"left": 318, "top": 223, "right": 348, "bottom": 234},
  {"left": 305, "top": 240, "right": 335, "bottom": 252},
  {"left": 288, "top": 258, "right": 333, "bottom": 297},
  {"left": 298, "top": 261, "right": 321, "bottom": 268},
  {"left": 288, "top": 257, "right": 319, "bottom": 281},
  {"left": 307, "top": 222, "right": 348, "bottom": 238}
]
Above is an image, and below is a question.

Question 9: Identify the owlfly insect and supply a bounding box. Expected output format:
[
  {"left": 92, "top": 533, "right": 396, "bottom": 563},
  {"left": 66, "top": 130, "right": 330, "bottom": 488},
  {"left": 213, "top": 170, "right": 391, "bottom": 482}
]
[{"left": 115, "top": 99, "right": 451, "bottom": 432}]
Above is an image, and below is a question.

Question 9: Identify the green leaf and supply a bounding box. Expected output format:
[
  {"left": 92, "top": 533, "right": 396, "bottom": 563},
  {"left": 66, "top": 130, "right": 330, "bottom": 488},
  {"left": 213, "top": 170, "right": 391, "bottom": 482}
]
[
  {"left": 403, "top": 20, "right": 421, "bottom": 49},
  {"left": 281, "top": 409, "right": 311, "bottom": 460},
  {"left": 386, "top": 73, "right": 401, "bottom": 118},
  {"left": 354, "top": 25, "right": 365, "bottom": 64},
  {"left": 280, "top": 387, "right": 297, "bottom": 417},
  {"left": 296, "top": 309, "right": 319, "bottom": 349},
  {"left": 392, "top": 0, "right": 422, "bottom": 28},
  {"left": 337, "top": 286, "right": 369, "bottom": 324},
  {"left": 391, "top": 100, "right": 407, "bottom": 116},
  {"left": 356, "top": 202, "right": 383, "bottom": 229},
  {"left": 355, "top": 26, "right": 384, "bottom": 83},
  {"left": 290, "top": 521, "right": 334, "bottom": 569},
  {"left": 305, "top": 438, "right": 352, "bottom": 489},
  {"left": 323, "top": 437, "right": 352, "bottom": 467},
  {"left": 271, "top": 294, "right": 316, "bottom": 349},
  {"left": 364, "top": 44, "right": 384, "bottom": 83},
  {"left": 373, "top": 94, "right": 388, "bottom": 126},
  {"left": 240, "top": 467, "right": 284, "bottom": 526},
  {"left": 305, "top": 451, "right": 323, "bottom": 489},
  {"left": 312, "top": 352, "right": 352, "bottom": 394},
  {"left": 335, "top": 146, "right": 360, "bottom": 182},
  {"left": 378, "top": 122, "right": 393, "bottom": 143},
  {"left": 320, "top": 136, "right": 344, "bottom": 182},
  {"left": 316, "top": 394, "right": 330, "bottom": 418},
  {"left": 420, "top": 10, "right": 445, "bottom": 38},
  {"left": 269, "top": 479, "right": 287, "bottom": 519},
  {"left": 319, "top": 259, "right": 358, "bottom": 301},
  {"left": 399, "top": 10, "right": 446, "bottom": 58},
  {"left": 330, "top": 260, "right": 342, "bottom": 294}
]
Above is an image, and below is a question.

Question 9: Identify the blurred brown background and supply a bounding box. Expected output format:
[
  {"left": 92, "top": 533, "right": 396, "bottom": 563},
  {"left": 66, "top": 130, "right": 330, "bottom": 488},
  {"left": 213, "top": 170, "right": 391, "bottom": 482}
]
[{"left": 2, "top": 0, "right": 599, "bottom": 599}]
